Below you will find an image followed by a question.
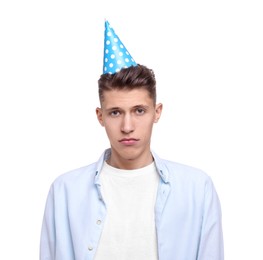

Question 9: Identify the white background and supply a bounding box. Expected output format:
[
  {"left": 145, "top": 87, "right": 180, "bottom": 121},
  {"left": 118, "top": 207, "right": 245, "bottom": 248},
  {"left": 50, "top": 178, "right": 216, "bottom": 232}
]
[{"left": 0, "top": 0, "right": 262, "bottom": 259}]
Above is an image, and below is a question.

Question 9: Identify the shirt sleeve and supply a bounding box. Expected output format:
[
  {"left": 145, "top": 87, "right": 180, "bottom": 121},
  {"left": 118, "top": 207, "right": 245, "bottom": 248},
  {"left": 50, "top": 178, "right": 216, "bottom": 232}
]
[
  {"left": 40, "top": 184, "right": 56, "bottom": 260},
  {"left": 197, "top": 177, "right": 224, "bottom": 260}
]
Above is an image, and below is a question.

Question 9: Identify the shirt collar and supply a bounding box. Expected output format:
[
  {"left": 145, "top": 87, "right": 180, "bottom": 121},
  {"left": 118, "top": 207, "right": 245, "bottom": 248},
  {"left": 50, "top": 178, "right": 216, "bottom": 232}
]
[
  {"left": 151, "top": 150, "right": 170, "bottom": 183},
  {"left": 94, "top": 148, "right": 170, "bottom": 184}
]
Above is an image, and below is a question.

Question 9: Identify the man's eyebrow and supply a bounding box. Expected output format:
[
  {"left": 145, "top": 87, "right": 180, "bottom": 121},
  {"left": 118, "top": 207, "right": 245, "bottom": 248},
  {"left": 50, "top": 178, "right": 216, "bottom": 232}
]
[
  {"left": 105, "top": 107, "right": 121, "bottom": 111},
  {"left": 133, "top": 104, "right": 150, "bottom": 109}
]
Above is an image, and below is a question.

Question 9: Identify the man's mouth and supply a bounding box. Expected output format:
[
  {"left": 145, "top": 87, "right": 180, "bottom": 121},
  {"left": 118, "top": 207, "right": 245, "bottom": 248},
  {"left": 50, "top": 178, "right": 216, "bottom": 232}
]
[{"left": 119, "top": 138, "right": 139, "bottom": 145}]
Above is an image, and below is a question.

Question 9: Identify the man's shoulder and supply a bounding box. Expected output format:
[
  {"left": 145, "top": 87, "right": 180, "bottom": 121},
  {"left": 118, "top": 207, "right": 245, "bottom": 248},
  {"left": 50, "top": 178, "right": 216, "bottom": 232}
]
[
  {"left": 159, "top": 157, "right": 210, "bottom": 183},
  {"left": 52, "top": 162, "right": 97, "bottom": 188}
]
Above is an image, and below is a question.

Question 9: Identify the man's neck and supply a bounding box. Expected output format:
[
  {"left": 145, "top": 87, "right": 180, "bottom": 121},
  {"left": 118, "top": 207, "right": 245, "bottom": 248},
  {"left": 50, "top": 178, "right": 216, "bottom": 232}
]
[{"left": 107, "top": 151, "right": 154, "bottom": 170}]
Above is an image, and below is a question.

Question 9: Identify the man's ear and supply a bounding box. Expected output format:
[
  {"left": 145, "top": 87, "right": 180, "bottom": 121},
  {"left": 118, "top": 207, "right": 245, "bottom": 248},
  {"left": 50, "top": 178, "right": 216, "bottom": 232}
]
[
  {"left": 154, "top": 103, "right": 163, "bottom": 123},
  {"left": 96, "top": 107, "right": 104, "bottom": 126}
]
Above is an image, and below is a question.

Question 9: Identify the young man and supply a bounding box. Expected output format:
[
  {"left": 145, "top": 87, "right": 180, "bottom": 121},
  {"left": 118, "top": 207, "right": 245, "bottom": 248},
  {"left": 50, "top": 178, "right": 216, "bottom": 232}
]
[{"left": 40, "top": 21, "right": 224, "bottom": 260}]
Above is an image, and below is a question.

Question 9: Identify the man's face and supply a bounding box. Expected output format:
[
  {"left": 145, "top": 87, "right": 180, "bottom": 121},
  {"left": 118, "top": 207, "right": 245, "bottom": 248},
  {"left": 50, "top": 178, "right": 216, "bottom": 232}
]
[{"left": 96, "top": 88, "right": 162, "bottom": 169}]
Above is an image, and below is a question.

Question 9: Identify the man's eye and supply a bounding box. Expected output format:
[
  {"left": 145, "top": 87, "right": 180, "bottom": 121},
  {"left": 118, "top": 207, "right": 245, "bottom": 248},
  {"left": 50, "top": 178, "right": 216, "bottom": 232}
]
[
  {"left": 136, "top": 108, "right": 145, "bottom": 115},
  {"left": 110, "top": 111, "right": 120, "bottom": 116}
]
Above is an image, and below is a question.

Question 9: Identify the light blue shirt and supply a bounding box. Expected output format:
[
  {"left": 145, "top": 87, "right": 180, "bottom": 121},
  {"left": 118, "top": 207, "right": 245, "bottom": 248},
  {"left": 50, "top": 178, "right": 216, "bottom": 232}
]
[{"left": 40, "top": 149, "right": 224, "bottom": 260}]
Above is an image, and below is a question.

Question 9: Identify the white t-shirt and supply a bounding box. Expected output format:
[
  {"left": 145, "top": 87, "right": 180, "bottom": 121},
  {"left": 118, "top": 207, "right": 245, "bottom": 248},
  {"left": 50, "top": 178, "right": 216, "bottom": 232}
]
[{"left": 94, "top": 161, "right": 160, "bottom": 260}]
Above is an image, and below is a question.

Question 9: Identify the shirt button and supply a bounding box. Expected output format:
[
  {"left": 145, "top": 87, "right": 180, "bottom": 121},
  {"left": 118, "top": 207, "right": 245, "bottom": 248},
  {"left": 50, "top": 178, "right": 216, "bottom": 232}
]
[
  {"left": 88, "top": 246, "right": 93, "bottom": 251},
  {"left": 97, "top": 220, "right": 102, "bottom": 225}
]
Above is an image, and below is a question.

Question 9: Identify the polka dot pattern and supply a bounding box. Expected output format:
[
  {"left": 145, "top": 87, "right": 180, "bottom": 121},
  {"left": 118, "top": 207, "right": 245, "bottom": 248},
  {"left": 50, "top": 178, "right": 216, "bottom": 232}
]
[{"left": 103, "top": 20, "right": 137, "bottom": 74}]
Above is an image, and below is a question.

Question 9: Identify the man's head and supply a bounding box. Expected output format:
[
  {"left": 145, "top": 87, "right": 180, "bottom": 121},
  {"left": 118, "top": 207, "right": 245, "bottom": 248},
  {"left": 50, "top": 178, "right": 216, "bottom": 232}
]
[
  {"left": 98, "top": 64, "right": 157, "bottom": 105},
  {"left": 96, "top": 64, "right": 162, "bottom": 169}
]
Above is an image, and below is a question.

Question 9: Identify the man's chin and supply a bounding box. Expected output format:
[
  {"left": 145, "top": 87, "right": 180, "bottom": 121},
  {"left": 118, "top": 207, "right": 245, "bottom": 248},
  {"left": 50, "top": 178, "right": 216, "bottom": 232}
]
[{"left": 112, "top": 147, "right": 140, "bottom": 160}]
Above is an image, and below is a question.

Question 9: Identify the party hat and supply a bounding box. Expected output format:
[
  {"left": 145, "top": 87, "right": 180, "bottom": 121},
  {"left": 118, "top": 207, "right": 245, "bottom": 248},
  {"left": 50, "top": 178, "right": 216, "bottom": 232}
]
[{"left": 103, "top": 20, "right": 137, "bottom": 74}]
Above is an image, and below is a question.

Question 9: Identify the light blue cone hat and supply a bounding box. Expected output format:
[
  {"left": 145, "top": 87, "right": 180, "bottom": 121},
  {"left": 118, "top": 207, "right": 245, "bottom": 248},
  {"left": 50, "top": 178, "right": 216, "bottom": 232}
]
[{"left": 103, "top": 20, "right": 137, "bottom": 74}]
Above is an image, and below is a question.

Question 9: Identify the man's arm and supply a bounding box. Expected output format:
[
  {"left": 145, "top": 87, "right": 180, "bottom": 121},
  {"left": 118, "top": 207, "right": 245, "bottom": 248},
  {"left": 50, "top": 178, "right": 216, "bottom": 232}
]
[
  {"left": 197, "top": 177, "right": 224, "bottom": 260},
  {"left": 40, "top": 185, "right": 56, "bottom": 260}
]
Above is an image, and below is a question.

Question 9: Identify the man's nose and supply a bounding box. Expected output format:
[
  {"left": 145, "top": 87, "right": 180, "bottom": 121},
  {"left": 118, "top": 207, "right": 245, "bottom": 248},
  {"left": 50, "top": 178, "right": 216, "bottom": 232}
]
[{"left": 121, "top": 114, "right": 134, "bottom": 134}]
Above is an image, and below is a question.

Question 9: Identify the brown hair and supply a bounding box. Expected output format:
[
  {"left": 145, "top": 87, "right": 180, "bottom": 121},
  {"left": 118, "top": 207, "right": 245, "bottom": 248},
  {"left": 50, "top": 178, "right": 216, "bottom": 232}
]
[{"left": 98, "top": 64, "right": 156, "bottom": 104}]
